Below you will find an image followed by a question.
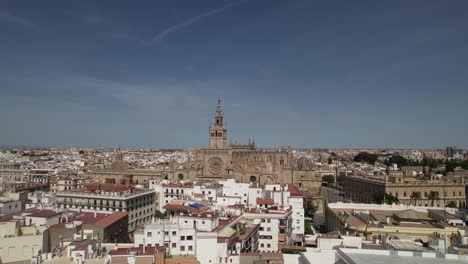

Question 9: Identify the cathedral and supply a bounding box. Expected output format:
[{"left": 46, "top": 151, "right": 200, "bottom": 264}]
[{"left": 166, "top": 100, "right": 322, "bottom": 192}]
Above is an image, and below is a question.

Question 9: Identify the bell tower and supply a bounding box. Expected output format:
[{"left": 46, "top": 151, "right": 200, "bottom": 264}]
[{"left": 209, "top": 99, "right": 227, "bottom": 148}]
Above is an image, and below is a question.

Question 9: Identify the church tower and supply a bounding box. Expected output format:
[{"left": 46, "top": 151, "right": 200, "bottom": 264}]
[{"left": 209, "top": 99, "right": 227, "bottom": 148}]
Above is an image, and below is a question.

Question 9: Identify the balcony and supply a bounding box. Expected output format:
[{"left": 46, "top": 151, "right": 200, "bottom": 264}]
[{"left": 278, "top": 234, "right": 286, "bottom": 242}]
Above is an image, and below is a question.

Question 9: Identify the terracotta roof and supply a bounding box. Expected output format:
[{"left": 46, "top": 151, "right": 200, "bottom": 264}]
[
  {"left": 95, "top": 212, "right": 128, "bottom": 228},
  {"left": 27, "top": 210, "right": 62, "bottom": 218},
  {"left": 163, "top": 182, "right": 193, "bottom": 188},
  {"left": 256, "top": 198, "right": 274, "bottom": 205},
  {"left": 163, "top": 204, "right": 203, "bottom": 214},
  {"left": 287, "top": 184, "right": 303, "bottom": 197}
]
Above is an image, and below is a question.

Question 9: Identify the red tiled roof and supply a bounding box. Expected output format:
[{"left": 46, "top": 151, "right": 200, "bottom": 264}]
[
  {"left": 256, "top": 198, "right": 274, "bottom": 205},
  {"left": 73, "top": 244, "right": 89, "bottom": 251},
  {"left": 27, "top": 210, "right": 62, "bottom": 218},
  {"left": 163, "top": 204, "right": 201, "bottom": 213},
  {"left": 95, "top": 212, "right": 128, "bottom": 228},
  {"left": 51, "top": 211, "right": 127, "bottom": 228},
  {"left": 287, "top": 184, "right": 303, "bottom": 197},
  {"left": 0, "top": 208, "right": 40, "bottom": 222},
  {"left": 163, "top": 182, "right": 193, "bottom": 188}
]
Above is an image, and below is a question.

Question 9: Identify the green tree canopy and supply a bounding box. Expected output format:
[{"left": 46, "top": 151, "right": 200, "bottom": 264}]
[
  {"left": 154, "top": 210, "right": 168, "bottom": 219},
  {"left": 304, "top": 198, "right": 318, "bottom": 218},
  {"left": 322, "top": 175, "right": 335, "bottom": 185},
  {"left": 410, "top": 192, "right": 421, "bottom": 205},
  {"left": 354, "top": 152, "right": 379, "bottom": 165},
  {"left": 428, "top": 191, "right": 440, "bottom": 207},
  {"left": 373, "top": 191, "right": 399, "bottom": 205}
]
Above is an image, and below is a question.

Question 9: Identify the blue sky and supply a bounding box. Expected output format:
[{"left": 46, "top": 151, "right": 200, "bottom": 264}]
[{"left": 0, "top": 0, "right": 467, "bottom": 149}]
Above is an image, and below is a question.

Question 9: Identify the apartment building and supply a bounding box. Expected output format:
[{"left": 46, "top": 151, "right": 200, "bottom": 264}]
[{"left": 56, "top": 183, "right": 155, "bottom": 233}]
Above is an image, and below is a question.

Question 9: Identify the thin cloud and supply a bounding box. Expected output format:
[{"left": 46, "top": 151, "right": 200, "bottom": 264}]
[
  {"left": 0, "top": 9, "right": 38, "bottom": 30},
  {"left": 149, "top": 0, "right": 246, "bottom": 43}
]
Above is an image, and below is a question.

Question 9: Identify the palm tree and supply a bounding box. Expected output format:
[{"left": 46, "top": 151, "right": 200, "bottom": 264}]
[
  {"left": 428, "top": 191, "right": 440, "bottom": 207},
  {"left": 410, "top": 192, "right": 421, "bottom": 206}
]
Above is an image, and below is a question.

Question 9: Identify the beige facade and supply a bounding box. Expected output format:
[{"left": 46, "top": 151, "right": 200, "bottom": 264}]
[
  {"left": 344, "top": 175, "right": 466, "bottom": 208},
  {"left": 56, "top": 189, "right": 155, "bottom": 233},
  {"left": 165, "top": 102, "right": 322, "bottom": 193},
  {"left": 50, "top": 171, "right": 90, "bottom": 194},
  {"left": 0, "top": 162, "right": 27, "bottom": 184},
  {"left": 0, "top": 221, "right": 49, "bottom": 264}
]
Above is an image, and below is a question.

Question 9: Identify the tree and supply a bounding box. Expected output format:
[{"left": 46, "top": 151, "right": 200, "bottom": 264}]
[
  {"left": 388, "top": 155, "right": 409, "bottom": 167},
  {"left": 154, "top": 210, "right": 168, "bottom": 219},
  {"left": 328, "top": 157, "right": 333, "bottom": 165},
  {"left": 336, "top": 175, "right": 345, "bottom": 189},
  {"left": 304, "top": 220, "right": 314, "bottom": 235},
  {"left": 373, "top": 191, "right": 399, "bottom": 205},
  {"left": 461, "top": 160, "right": 468, "bottom": 170},
  {"left": 322, "top": 175, "right": 335, "bottom": 185},
  {"left": 447, "top": 201, "right": 458, "bottom": 208},
  {"left": 445, "top": 160, "right": 459, "bottom": 173},
  {"left": 410, "top": 192, "right": 421, "bottom": 206},
  {"left": 428, "top": 191, "right": 440, "bottom": 207},
  {"left": 354, "top": 152, "right": 378, "bottom": 165},
  {"left": 304, "top": 198, "right": 318, "bottom": 218}
]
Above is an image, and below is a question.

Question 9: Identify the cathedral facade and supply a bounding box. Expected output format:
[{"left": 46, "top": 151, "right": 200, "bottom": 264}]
[{"left": 166, "top": 101, "right": 321, "bottom": 192}]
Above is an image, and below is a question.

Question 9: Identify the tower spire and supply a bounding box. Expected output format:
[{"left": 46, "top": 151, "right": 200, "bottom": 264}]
[{"left": 209, "top": 99, "right": 227, "bottom": 148}]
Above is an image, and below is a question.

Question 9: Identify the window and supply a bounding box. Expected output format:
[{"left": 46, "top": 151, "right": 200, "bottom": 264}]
[
  {"left": 147, "top": 232, "right": 152, "bottom": 237},
  {"left": 260, "top": 243, "right": 264, "bottom": 247},
  {"left": 172, "top": 243, "right": 176, "bottom": 248},
  {"left": 403, "top": 192, "right": 406, "bottom": 197},
  {"left": 267, "top": 244, "right": 271, "bottom": 248},
  {"left": 187, "top": 236, "right": 193, "bottom": 240},
  {"left": 181, "top": 236, "right": 185, "bottom": 240},
  {"left": 267, "top": 227, "right": 271, "bottom": 231},
  {"left": 172, "top": 231, "right": 177, "bottom": 235},
  {"left": 8, "top": 247, "right": 15, "bottom": 257},
  {"left": 188, "top": 246, "right": 193, "bottom": 251},
  {"left": 164, "top": 231, "right": 169, "bottom": 235},
  {"left": 180, "top": 246, "right": 185, "bottom": 251}
]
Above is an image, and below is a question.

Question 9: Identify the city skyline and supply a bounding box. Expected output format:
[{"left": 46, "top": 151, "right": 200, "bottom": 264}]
[{"left": 1, "top": 0, "right": 468, "bottom": 149}]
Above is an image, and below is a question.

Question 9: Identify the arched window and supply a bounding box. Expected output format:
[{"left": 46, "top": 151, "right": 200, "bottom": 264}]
[
  {"left": 250, "top": 176, "right": 257, "bottom": 183},
  {"left": 178, "top": 173, "right": 184, "bottom": 180}
]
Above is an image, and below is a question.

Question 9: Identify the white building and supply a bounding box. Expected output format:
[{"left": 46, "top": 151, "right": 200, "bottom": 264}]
[
  {"left": 0, "top": 197, "right": 21, "bottom": 216},
  {"left": 134, "top": 218, "right": 196, "bottom": 256}
]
